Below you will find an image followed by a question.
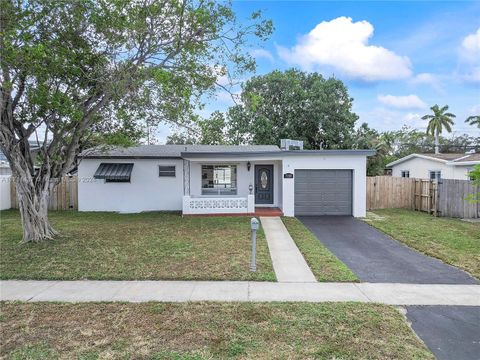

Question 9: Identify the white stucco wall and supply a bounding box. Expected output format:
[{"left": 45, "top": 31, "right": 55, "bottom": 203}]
[
  {"left": 390, "top": 157, "right": 474, "bottom": 180},
  {"left": 78, "top": 154, "right": 369, "bottom": 216},
  {"left": 281, "top": 155, "right": 368, "bottom": 218},
  {"left": 188, "top": 160, "right": 282, "bottom": 207},
  {"left": 0, "top": 175, "right": 11, "bottom": 210},
  {"left": 78, "top": 158, "right": 184, "bottom": 212}
]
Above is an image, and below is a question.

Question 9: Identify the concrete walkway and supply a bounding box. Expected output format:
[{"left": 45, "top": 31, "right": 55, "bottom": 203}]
[
  {"left": 1, "top": 280, "right": 479, "bottom": 305},
  {"left": 260, "top": 216, "right": 316, "bottom": 282}
]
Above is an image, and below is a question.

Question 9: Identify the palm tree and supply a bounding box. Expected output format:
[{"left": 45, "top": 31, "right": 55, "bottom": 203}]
[
  {"left": 465, "top": 115, "right": 480, "bottom": 128},
  {"left": 421, "top": 104, "right": 456, "bottom": 154}
]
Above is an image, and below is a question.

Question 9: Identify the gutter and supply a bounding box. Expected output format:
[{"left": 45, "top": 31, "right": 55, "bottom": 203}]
[{"left": 181, "top": 149, "right": 376, "bottom": 159}]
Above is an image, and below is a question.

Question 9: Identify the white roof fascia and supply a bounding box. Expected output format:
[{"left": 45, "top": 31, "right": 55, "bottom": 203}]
[
  {"left": 386, "top": 154, "right": 449, "bottom": 167},
  {"left": 447, "top": 160, "right": 480, "bottom": 166}
]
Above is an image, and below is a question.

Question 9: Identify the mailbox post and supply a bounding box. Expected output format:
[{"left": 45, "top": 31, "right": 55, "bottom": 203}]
[{"left": 250, "top": 217, "right": 259, "bottom": 272}]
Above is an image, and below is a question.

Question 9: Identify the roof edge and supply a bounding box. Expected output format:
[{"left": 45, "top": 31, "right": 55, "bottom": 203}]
[
  {"left": 447, "top": 160, "right": 480, "bottom": 166},
  {"left": 181, "top": 149, "right": 375, "bottom": 158},
  {"left": 386, "top": 154, "right": 449, "bottom": 167},
  {"left": 79, "top": 155, "right": 183, "bottom": 159}
]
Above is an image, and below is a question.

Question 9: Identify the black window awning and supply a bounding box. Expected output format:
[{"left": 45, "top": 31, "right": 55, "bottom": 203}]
[{"left": 94, "top": 163, "right": 134, "bottom": 181}]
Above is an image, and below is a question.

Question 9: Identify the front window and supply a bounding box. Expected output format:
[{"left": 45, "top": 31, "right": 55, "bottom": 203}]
[
  {"left": 429, "top": 170, "right": 441, "bottom": 181},
  {"left": 401, "top": 170, "right": 410, "bottom": 178},
  {"left": 202, "top": 165, "right": 237, "bottom": 195}
]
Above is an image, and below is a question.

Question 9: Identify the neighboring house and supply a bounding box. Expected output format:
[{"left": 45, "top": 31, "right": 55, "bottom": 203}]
[
  {"left": 0, "top": 141, "right": 44, "bottom": 175},
  {"left": 78, "top": 142, "right": 374, "bottom": 217},
  {"left": 387, "top": 152, "right": 480, "bottom": 181},
  {"left": 0, "top": 151, "right": 11, "bottom": 176}
]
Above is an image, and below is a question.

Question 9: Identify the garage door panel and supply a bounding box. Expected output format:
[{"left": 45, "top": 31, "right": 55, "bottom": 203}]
[{"left": 294, "top": 170, "right": 352, "bottom": 216}]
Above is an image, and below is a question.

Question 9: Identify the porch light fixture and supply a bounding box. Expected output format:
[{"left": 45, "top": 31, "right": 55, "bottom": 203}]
[
  {"left": 249, "top": 184, "right": 253, "bottom": 194},
  {"left": 247, "top": 161, "right": 251, "bottom": 171}
]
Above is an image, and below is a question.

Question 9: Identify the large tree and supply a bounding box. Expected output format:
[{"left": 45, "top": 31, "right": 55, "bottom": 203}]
[
  {"left": 0, "top": 0, "right": 272, "bottom": 242},
  {"left": 227, "top": 69, "right": 358, "bottom": 149},
  {"left": 421, "top": 104, "right": 456, "bottom": 154}
]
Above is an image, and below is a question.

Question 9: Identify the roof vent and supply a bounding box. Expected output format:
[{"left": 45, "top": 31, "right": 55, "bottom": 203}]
[
  {"left": 280, "top": 139, "right": 304, "bottom": 150},
  {"left": 465, "top": 149, "right": 476, "bottom": 155}
]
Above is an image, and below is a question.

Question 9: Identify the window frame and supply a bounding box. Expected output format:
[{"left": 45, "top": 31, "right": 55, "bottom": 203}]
[
  {"left": 158, "top": 165, "right": 176, "bottom": 177},
  {"left": 201, "top": 164, "right": 238, "bottom": 196},
  {"left": 401, "top": 170, "right": 410, "bottom": 178},
  {"left": 429, "top": 170, "right": 441, "bottom": 181}
]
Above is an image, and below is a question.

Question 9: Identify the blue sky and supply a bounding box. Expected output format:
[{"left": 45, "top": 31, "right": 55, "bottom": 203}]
[{"left": 158, "top": 1, "right": 480, "bottom": 141}]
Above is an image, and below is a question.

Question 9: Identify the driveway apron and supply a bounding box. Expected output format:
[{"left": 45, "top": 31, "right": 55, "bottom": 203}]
[
  {"left": 405, "top": 306, "right": 480, "bottom": 360},
  {"left": 298, "top": 216, "right": 478, "bottom": 284},
  {"left": 298, "top": 216, "right": 479, "bottom": 360}
]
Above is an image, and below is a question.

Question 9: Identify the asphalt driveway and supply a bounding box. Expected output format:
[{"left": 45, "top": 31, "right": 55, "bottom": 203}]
[
  {"left": 298, "top": 216, "right": 478, "bottom": 284},
  {"left": 298, "top": 216, "right": 480, "bottom": 360},
  {"left": 405, "top": 306, "right": 480, "bottom": 360}
]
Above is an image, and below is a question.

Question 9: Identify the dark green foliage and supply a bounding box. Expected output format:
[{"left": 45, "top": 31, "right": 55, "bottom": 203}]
[{"left": 228, "top": 69, "right": 358, "bottom": 149}]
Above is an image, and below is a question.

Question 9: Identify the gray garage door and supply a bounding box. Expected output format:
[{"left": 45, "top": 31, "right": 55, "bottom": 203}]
[{"left": 294, "top": 170, "right": 353, "bottom": 215}]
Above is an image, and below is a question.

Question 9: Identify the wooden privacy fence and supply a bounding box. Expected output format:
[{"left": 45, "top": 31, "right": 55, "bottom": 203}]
[
  {"left": 10, "top": 176, "right": 78, "bottom": 210},
  {"left": 367, "top": 176, "right": 416, "bottom": 210},
  {"left": 437, "top": 179, "right": 480, "bottom": 218},
  {"left": 367, "top": 176, "right": 480, "bottom": 218},
  {"left": 413, "top": 179, "right": 438, "bottom": 215}
]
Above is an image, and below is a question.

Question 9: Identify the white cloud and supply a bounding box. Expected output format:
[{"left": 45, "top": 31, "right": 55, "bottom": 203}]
[
  {"left": 250, "top": 48, "right": 274, "bottom": 63},
  {"left": 377, "top": 94, "right": 427, "bottom": 109},
  {"left": 357, "top": 107, "right": 428, "bottom": 132},
  {"left": 469, "top": 104, "right": 480, "bottom": 115},
  {"left": 410, "top": 73, "right": 445, "bottom": 94},
  {"left": 460, "top": 27, "right": 480, "bottom": 62},
  {"left": 277, "top": 17, "right": 412, "bottom": 81},
  {"left": 402, "top": 112, "right": 425, "bottom": 129},
  {"left": 215, "top": 90, "right": 240, "bottom": 105},
  {"left": 412, "top": 72, "right": 437, "bottom": 84},
  {"left": 460, "top": 66, "right": 480, "bottom": 83},
  {"left": 458, "top": 27, "right": 480, "bottom": 83}
]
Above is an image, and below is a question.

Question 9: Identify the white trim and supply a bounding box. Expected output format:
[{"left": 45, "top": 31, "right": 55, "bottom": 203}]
[
  {"left": 182, "top": 195, "right": 254, "bottom": 214},
  {"left": 387, "top": 154, "right": 450, "bottom": 167},
  {"left": 446, "top": 160, "right": 480, "bottom": 166}
]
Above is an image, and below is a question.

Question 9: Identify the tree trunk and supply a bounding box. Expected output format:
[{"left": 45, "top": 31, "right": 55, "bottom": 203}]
[
  {"left": 15, "top": 174, "right": 57, "bottom": 243},
  {"left": 434, "top": 129, "right": 439, "bottom": 154}
]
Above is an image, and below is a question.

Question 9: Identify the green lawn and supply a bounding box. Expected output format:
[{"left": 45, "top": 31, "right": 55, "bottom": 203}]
[
  {"left": 0, "top": 302, "right": 433, "bottom": 359},
  {"left": 282, "top": 217, "right": 358, "bottom": 282},
  {"left": 0, "top": 210, "right": 275, "bottom": 281},
  {"left": 366, "top": 209, "right": 480, "bottom": 279}
]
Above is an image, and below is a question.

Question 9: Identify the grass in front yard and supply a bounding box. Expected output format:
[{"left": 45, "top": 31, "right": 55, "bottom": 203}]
[
  {"left": 366, "top": 209, "right": 480, "bottom": 279},
  {"left": 0, "top": 210, "right": 275, "bottom": 281},
  {"left": 0, "top": 302, "right": 434, "bottom": 359},
  {"left": 282, "top": 217, "right": 358, "bottom": 282}
]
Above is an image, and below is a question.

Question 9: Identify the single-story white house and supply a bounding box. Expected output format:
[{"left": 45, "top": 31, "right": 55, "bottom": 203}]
[
  {"left": 387, "top": 152, "right": 479, "bottom": 181},
  {"left": 78, "top": 142, "right": 374, "bottom": 217}
]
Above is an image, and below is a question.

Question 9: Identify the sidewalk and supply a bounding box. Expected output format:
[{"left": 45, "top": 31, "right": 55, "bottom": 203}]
[
  {"left": 260, "top": 216, "right": 316, "bottom": 282},
  {"left": 2, "top": 280, "right": 479, "bottom": 305}
]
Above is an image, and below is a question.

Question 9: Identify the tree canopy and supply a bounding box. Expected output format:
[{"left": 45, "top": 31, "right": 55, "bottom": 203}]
[
  {"left": 169, "top": 69, "right": 359, "bottom": 148},
  {"left": 0, "top": 0, "right": 272, "bottom": 242},
  {"left": 228, "top": 69, "right": 358, "bottom": 149}
]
